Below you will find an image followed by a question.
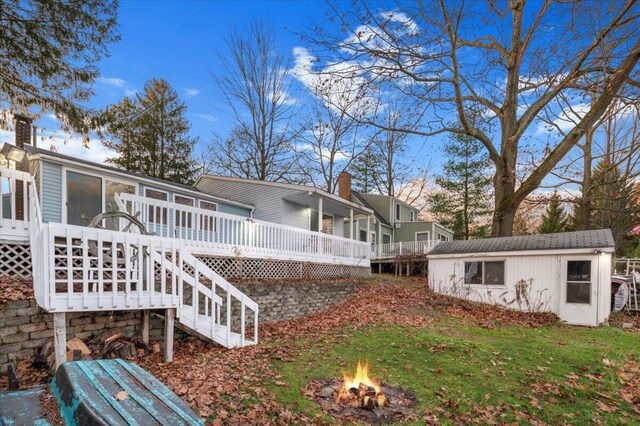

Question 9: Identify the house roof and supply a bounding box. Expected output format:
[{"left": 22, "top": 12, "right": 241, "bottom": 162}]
[
  {"left": 197, "top": 174, "right": 373, "bottom": 215},
  {"left": 428, "top": 229, "right": 615, "bottom": 256},
  {"left": 15, "top": 143, "right": 254, "bottom": 210},
  {"left": 351, "top": 191, "right": 390, "bottom": 226}
]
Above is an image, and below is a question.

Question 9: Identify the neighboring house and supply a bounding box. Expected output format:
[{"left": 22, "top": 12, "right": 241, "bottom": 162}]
[
  {"left": 428, "top": 229, "right": 615, "bottom": 326},
  {"left": 195, "top": 175, "right": 374, "bottom": 239},
  {"left": 334, "top": 172, "right": 453, "bottom": 260}
]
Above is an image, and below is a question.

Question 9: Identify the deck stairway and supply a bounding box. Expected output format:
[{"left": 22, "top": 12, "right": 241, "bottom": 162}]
[{"left": 12, "top": 168, "right": 258, "bottom": 348}]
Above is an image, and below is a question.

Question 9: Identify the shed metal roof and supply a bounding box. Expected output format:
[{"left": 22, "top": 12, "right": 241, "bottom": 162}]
[{"left": 428, "top": 229, "right": 615, "bottom": 256}]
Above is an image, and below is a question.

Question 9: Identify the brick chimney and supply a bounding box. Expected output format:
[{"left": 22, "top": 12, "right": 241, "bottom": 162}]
[
  {"left": 14, "top": 114, "right": 32, "bottom": 221},
  {"left": 338, "top": 171, "right": 352, "bottom": 200},
  {"left": 14, "top": 114, "right": 32, "bottom": 150}
]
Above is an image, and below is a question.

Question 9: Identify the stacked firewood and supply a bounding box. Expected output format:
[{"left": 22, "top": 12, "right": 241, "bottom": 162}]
[
  {"left": 33, "top": 329, "right": 161, "bottom": 372},
  {"left": 338, "top": 383, "right": 387, "bottom": 410}
]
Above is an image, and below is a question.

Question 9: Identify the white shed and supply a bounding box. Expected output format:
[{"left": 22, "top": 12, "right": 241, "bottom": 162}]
[{"left": 428, "top": 230, "right": 615, "bottom": 326}]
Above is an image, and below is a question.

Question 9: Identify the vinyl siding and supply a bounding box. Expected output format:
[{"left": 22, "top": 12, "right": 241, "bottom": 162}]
[
  {"left": 429, "top": 252, "right": 612, "bottom": 326},
  {"left": 358, "top": 194, "right": 391, "bottom": 223},
  {"left": 38, "top": 160, "right": 251, "bottom": 225},
  {"left": 41, "top": 161, "right": 62, "bottom": 223},
  {"left": 393, "top": 222, "right": 434, "bottom": 243},
  {"left": 282, "top": 200, "right": 310, "bottom": 229},
  {"left": 196, "top": 178, "right": 292, "bottom": 224}
]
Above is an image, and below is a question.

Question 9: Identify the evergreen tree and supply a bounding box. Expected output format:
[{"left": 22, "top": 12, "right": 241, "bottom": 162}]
[
  {"left": 103, "top": 78, "right": 198, "bottom": 185},
  {"left": 590, "top": 158, "right": 637, "bottom": 254},
  {"left": 350, "top": 146, "right": 383, "bottom": 194},
  {"left": 0, "top": 0, "right": 120, "bottom": 133},
  {"left": 430, "top": 131, "right": 492, "bottom": 239},
  {"left": 538, "top": 192, "right": 568, "bottom": 234}
]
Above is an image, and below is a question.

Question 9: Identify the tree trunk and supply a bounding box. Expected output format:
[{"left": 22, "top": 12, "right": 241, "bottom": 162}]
[{"left": 491, "top": 149, "right": 518, "bottom": 237}]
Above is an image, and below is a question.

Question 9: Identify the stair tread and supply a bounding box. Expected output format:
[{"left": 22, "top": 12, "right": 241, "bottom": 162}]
[{"left": 178, "top": 311, "right": 255, "bottom": 347}]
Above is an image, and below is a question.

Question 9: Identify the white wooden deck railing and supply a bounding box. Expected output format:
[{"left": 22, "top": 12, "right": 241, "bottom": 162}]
[
  {"left": 116, "top": 192, "right": 370, "bottom": 266},
  {"left": 1, "top": 166, "right": 258, "bottom": 347},
  {"left": 31, "top": 221, "right": 258, "bottom": 347},
  {"left": 0, "top": 167, "right": 34, "bottom": 240},
  {"left": 371, "top": 240, "right": 439, "bottom": 260}
]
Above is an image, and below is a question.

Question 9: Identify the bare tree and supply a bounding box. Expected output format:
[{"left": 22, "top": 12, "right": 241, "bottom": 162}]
[
  {"left": 296, "top": 67, "right": 377, "bottom": 192},
  {"left": 372, "top": 104, "right": 413, "bottom": 196},
  {"left": 304, "top": 0, "right": 640, "bottom": 236},
  {"left": 208, "top": 21, "right": 299, "bottom": 181}
]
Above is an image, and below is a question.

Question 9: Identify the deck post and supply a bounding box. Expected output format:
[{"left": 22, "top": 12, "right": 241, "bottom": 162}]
[
  {"left": 164, "top": 308, "right": 175, "bottom": 362},
  {"left": 53, "top": 312, "right": 66, "bottom": 371},
  {"left": 141, "top": 310, "right": 150, "bottom": 344}
]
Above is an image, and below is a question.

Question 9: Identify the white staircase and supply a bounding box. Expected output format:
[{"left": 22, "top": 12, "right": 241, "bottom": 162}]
[{"left": 13, "top": 171, "right": 259, "bottom": 348}]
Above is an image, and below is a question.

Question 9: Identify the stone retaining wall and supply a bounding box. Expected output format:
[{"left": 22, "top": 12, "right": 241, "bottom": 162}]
[
  {"left": 234, "top": 280, "right": 364, "bottom": 323},
  {"left": 0, "top": 300, "right": 167, "bottom": 371},
  {"left": 0, "top": 280, "right": 365, "bottom": 370}
]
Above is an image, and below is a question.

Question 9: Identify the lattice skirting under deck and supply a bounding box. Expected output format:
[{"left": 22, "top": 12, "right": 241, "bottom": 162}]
[
  {"left": 194, "top": 256, "right": 370, "bottom": 280},
  {"left": 0, "top": 242, "right": 32, "bottom": 279},
  {"left": 0, "top": 242, "right": 370, "bottom": 280}
]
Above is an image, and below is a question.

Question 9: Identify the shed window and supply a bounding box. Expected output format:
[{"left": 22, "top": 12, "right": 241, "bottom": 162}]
[
  {"left": 464, "top": 261, "right": 504, "bottom": 285},
  {"left": 566, "top": 260, "right": 591, "bottom": 304}
]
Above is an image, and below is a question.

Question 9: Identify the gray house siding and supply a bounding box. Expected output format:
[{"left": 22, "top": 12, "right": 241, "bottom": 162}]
[
  {"left": 393, "top": 222, "right": 434, "bottom": 243},
  {"left": 197, "top": 177, "right": 353, "bottom": 237},
  {"left": 282, "top": 200, "right": 310, "bottom": 230},
  {"left": 36, "top": 158, "right": 251, "bottom": 225},
  {"left": 359, "top": 194, "right": 391, "bottom": 223},
  {"left": 41, "top": 161, "right": 62, "bottom": 223},
  {"left": 196, "top": 178, "right": 302, "bottom": 225}
]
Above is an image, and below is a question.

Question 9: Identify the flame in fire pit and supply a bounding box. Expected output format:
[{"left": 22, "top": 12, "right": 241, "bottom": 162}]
[{"left": 338, "top": 361, "right": 386, "bottom": 409}]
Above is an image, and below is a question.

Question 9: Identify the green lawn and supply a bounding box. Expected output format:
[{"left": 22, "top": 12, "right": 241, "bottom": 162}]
[{"left": 269, "top": 316, "right": 639, "bottom": 424}]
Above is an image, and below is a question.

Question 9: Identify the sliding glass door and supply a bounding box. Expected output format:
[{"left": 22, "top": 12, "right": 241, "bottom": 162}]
[{"left": 66, "top": 171, "right": 102, "bottom": 226}]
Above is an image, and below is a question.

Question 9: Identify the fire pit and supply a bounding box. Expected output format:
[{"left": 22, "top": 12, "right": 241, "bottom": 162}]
[{"left": 303, "top": 362, "right": 416, "bottom": 423}]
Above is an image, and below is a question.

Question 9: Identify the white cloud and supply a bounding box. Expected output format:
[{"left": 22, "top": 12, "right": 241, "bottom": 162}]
[
  {"left": 124, "top": 89, "right": 138, "bottom": 97},
  {"left": 536, "top": 102, "right": 591, "bottom": 135},
  {"left": 195, "top": 114, "right": 218, "bottom": 122},
  {"left": 184, "top": 88, "right": 199, "bottom": 97},
  {"left": 97, "top": 77, "right": 126, "bottom": 88},
  {"left": 292, "top": 47, "right": 380, "bottom": 116},
  {"left": 34, "top": 129, "right": 116, "bottom": 164}
]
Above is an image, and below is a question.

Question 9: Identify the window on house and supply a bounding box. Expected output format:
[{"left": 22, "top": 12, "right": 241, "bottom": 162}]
[
  {"left": 383, "top": 234, "right": 391, "bottom": 244},
  {"left": 439, "top": 234, "right": 449, "bottom": 242},
  {"left": 199, "top": 200, "right": 218, "bottom": 232},
  {"left": 174, "top": 195, "right": 194, "bottom": 228},
  {"left": 66, "top": 171, "right": 102, "bottom": 226},
  {"left": 566, "top": 260, "right": 591, "bottom": 304},
  {"left": 310, "top": 210, "right": 333, "bottom": 234},
  {"left": 464, "top": 261, "right": 505, "bottom": 285},
  {"left": 359, "top": 229, "right": 367, "bottom": 242},
  {"left": 410, "top": 211, "right": 415, "bottom": 222},
  {"left": 370, "top": 232, "right": 376, "bottom": 245},
  {"left": 416, "top": 232, "right": 430, "bottom": 242},
  {"left": 395, "top": 203, "right": 401, "bottom": 221},
  {"left": 145, "top": 188, "right": 168, "bottom": 224}
]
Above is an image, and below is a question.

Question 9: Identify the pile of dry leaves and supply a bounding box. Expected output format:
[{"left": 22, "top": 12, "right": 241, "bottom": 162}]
[{"left": 0, "top": 276, "right": 33, "bottom": 307}]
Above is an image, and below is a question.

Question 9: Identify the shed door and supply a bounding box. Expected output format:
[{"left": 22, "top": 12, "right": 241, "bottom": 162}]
[{"left": 559, "top": 256, "right": 598, "bottom": 326}]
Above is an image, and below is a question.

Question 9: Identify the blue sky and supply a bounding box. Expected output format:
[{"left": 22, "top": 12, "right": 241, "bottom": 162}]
[{"left": 4, "top": 1, "right": 332, "bottom": 163}]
